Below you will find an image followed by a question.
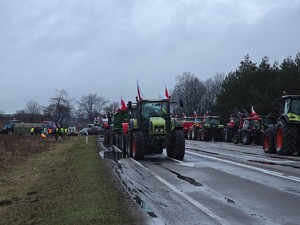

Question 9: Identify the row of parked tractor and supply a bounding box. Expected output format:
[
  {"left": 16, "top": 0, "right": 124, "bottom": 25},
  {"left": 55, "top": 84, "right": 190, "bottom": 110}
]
[
  {"left": 182, "top": 95, "right": 300, "bottom": 156},
  {"left": 103, "top": 94, "right": 300, "bottom": 159},
  {"left": 182, "top": 109, "right": 267, "bottom": 145}
]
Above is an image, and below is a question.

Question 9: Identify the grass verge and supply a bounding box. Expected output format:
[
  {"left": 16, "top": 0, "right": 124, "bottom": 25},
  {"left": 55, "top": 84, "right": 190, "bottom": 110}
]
[{"left": 0, "top": 136, "right": 143, "bottom": 225}]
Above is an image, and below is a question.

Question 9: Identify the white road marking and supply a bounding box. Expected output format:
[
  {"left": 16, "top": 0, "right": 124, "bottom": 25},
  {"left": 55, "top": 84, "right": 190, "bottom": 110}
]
[
  {"left": 130, "top": 158, "right": 227, "bottom": 225},
  {"left": 183, "top": 150, "right": 300, "bottom": 183}
]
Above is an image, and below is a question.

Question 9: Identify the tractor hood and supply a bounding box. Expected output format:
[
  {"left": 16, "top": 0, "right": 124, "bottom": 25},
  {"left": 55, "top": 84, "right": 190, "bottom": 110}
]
[{"left": 149, "top": 117, "right": 166, "bottom": 135}]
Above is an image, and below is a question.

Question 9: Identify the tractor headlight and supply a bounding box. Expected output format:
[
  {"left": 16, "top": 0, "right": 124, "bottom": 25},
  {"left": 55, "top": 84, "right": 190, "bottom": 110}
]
[{"left": 154, "top": 125, "right": 164, "bottom": 132}]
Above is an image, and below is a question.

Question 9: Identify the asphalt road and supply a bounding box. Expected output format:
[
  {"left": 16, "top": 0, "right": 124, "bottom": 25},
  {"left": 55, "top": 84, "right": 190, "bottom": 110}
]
[{"left": 112, "top": 140, "right": 300, "bottom": 225}]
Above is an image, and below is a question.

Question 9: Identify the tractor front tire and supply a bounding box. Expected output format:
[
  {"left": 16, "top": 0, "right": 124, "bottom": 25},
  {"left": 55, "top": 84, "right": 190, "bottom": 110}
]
[
  {"left": 224, "top": 128, "right": 232, "bottom": 142},
  {"left": 242, "top": 132, "right": 252, "bottom": 145},
  {"left": 201, "top": 128, "right": 210, "bottom": 141},
  {"left": 130, "top": 131, "right": 145, "bottom": 160},
  {"left": 262, "top": 128, "right": 275, "bottom": 153},
  {"left": 192, "top": 128, "right": 198, "bottom": 140},
  {"left": 167, "top": 130, "right": 185, "bottom": 160},
  {"left": 218, "top": 129, "right": 225, "bottom": 142},
  {"left": 122, "top": 133, "right": 127, "bottom": 158},
  {"left": 275, "top": 119, "right": 296, "bottom": 155}
]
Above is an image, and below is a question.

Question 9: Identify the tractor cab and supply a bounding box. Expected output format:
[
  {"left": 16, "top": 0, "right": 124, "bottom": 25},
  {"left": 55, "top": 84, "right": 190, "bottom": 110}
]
[{"left": 282, "top": 95, "right": 300, "bottom": 123}]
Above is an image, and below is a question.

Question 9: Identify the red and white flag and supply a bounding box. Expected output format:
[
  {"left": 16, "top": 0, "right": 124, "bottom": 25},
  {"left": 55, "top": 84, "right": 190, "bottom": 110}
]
[
  {"left": 137, "top": 80, "right": 143, "bottom": 101},
  {"left": 193, "top": 110, "right": 197, "bottom": 117},
  {"left": 120, "top": 96, "right": 127, "bottom": 111},
  {"left": 165, "top": 83, "right": 170, "bottom": 99},
  {"left": 251, "top": 106, "right": 258, "bottom": 117}
]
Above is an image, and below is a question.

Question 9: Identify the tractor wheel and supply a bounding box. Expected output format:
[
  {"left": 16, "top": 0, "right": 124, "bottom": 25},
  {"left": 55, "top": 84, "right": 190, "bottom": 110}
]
[
  {"left": 262, "top": 128, "right": 275, "bottom": 153},
  {"left": 242, "top": 132, "right": 252, "bottom": 145},
  {"left": 192, "top": 128, "right": 198, "bottom": 140},
  {"left": 218, "top": 129, "right": 225, "bottom": 142},
  {"left": 122, "top": 133, "right": 127, "bottom": 158},
  {"left": 224, "top": 128, "right": 232, "bottom": 142},
  {"left": 233, "top": 134, "right": 239, "bottom": 144},
  {"left": 104, "top": 128, "right": 110, "bottom": 145},
  {"left": 201, "top": 128, "right": 210, "bottom": 141},
  {"left": 275, "top": 119, "right": 296, "bottom": 155},
  {"left": 166, "top": 130, "right": 185, "bottom": 159},
  {"left": 110, "top": 130, "right": 117, "bottom": 146},
  {"left": 130, "top": 131, "right": 145, "bottom": 160}
]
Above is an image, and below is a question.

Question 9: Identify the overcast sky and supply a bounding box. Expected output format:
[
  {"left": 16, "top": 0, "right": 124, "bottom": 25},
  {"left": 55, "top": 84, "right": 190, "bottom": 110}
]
[{"left": 1, "top": 0, "right": 299, "bottom": 114}]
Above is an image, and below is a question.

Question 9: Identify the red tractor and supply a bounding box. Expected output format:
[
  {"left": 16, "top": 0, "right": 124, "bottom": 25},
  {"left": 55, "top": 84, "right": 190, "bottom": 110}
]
[
  {"left": 224, "top": 109, "right": 248, "bottom": 142},
  {"left": 188, "top": 116, "right": 204, "bottom": 140},
  {"left": 181, "top": 116, "right": 195, "bottom": 139},
  {"left": 232, "top": 107, "right": 263, "bottom": 145}
]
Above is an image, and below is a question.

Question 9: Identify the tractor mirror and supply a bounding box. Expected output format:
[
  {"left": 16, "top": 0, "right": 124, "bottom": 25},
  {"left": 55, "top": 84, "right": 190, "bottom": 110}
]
[
  {"left": 179, "top": 99, "right": 184, "bottom": 108},
  {"left": 127, "top": 101, "right": 132, "bottom": 110}
]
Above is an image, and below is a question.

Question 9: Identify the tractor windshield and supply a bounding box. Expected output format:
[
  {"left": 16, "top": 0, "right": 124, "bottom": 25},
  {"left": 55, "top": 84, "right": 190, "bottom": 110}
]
[
  {"left": 290, "top": 99, "right": 300, "bottom": 115},
  {"left": 249, "top": 120, "right": 261, "bottom": 130},
  {"left": 206, "top": 117, "right": 219, "bottom": 125},
  {"left": 142, "top": 101, "right": 169, "bottom": 119}
]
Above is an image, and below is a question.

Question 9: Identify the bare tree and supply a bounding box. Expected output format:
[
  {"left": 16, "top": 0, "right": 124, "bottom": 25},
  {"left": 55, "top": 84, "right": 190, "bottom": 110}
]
[
  {"left": 25, "top": 100, "right": 42, "bottom": 122},
  {"left": 43, "top": 89, "right": 72, "bottom": 129},
  {"left": 77, "top": 93, "right": 108, "bottom": 121},
  {"left": 171, "top": 72, "right": 206, "bottom": 116},
  {"left": 104, "top": 101, "right": 119, "bottom": 115},
  {"left": 203, "top": 73, "right": 225, "bottom": 112}
]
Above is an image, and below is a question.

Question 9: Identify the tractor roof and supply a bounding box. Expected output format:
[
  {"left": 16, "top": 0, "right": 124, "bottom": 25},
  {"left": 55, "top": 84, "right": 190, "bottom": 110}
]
[
  {"left": 282, "top": 95, "right": 300, "bottom": 100},
  {"left": 206, "top": 116, "right": 220, "bottom": 119}
]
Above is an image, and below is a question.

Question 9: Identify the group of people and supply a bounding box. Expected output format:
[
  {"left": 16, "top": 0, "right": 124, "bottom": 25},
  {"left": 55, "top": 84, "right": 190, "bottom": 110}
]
[
  {"left": 30, "top": 126, "right": 42, "bottom": 135},
  {"left": 30, "top": 126, "right": 68, "bottom": 139}
]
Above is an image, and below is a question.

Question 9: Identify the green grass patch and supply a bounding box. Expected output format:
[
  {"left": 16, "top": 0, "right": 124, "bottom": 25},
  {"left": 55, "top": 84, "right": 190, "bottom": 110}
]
[{"left": 0, "top": 136, "right": 140, "bottom": 225}]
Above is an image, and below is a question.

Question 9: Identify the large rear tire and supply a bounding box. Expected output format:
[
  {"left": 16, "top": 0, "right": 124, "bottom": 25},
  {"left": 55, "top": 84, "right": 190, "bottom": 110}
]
[
  {"left": 166, "top": 130, "right": 185, "bottom": 159},
  {"left": 122, "top": 133, "right": 127, "bottom": 158},
  {"left": 201, "top": 127, "right": 210, "bottom": 141},
  {"left": 242, "top": 132, "right": 252, "bottom": 145},
  {"left": 104, "top": 128, "right": 110, "bottom": 145},
  {"left": 262, "top": 128, "right": 275, "bottom": 153},
  {"left": 130, "top": 131, "right": 145, "bottom": 160},
  {"left": 218, "top": 129, "right": 225, "bottom": 142},
  {"left": 224, "top": 127, "right": 232, "bottom": 142},
  {"left": 275, "top": 119, "right": 296, "bottom": 155},
  {"left": 192, "top": 128, "right": 198, "bottom": 140}
]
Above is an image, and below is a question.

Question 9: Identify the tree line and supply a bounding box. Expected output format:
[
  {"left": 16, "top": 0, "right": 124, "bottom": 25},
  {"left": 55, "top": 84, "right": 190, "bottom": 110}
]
[{"left": 172, "top": 52, "right": 300, "bottom": 123}]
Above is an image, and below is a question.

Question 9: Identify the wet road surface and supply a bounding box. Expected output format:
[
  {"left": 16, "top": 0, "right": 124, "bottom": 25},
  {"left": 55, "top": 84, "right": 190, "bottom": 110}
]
[{"left": 102, "top": 140, "right": 300, "bottom": 225}]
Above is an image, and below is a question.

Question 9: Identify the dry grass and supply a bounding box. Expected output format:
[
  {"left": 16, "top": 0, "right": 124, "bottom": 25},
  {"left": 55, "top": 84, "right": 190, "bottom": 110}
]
[
  {"left": 0, "top": 135, "right": 53, "bottom": 169},
  {"left": 0, "top": 135, "right": 144, "bottom": 225}
]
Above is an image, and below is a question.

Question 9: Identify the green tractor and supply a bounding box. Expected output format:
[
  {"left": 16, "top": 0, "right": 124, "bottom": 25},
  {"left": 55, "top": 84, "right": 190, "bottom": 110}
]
[
  {"left": 125, "top": 98, "right": 185, "bottom": 160},
  {"left": 108, "top": 108, "right": 129, "bottom": 157},
  {"left": 263, "top": 95, "right": 300, "bottom": 155},
  {"left": 199, "top": 116, "right": 224, "bottom": 141}
]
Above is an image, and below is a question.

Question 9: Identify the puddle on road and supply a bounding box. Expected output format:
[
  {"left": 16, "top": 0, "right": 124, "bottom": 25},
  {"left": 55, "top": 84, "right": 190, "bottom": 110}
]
[
  {"left": 165, "top": 168, "right": 203, "bottom": 186},
  {"left": 133, "top": 195, "right": 157, "bottom": 218},
  {"left": 247, "top": 159, "right": 300, "bottom": 169},
  {"left": 99, "top": 150, "right": 123, "bottom": 161}
]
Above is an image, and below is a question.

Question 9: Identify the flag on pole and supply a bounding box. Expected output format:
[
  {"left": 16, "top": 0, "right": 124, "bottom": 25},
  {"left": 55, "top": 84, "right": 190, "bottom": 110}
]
[
  {"left": 165, "top": 83, "right": 169, "bottom": 99},
  {"left": 250, "top": 106, "right": 258, "bottom": 117},
  {"left": 120, "top": 96, "right": 127, "bottom": 111},
  {"left": 193, "top": 110, "right": 197, "bottom": 117},
  {"left": 137, "top": 80, "right": 143, "bottom": 101}
]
